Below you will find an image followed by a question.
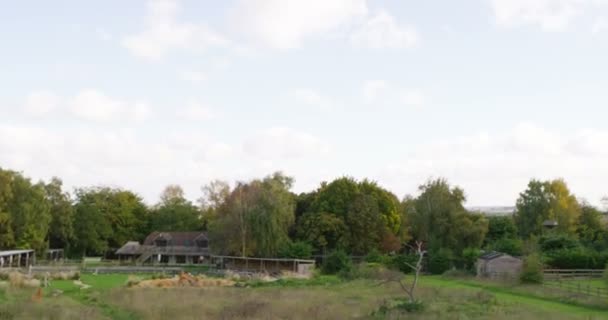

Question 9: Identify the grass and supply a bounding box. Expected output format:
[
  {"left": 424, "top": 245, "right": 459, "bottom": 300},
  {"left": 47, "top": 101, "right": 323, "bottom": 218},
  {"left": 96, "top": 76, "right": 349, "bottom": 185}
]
[{"left": 1, "top": 273, "right": 608, "bottom": 319}]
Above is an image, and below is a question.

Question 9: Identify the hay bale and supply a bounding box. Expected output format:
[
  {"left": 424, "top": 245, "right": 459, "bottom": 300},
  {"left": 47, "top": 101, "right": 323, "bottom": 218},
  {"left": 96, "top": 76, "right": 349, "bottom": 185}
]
[
  {"left": 8, "top": 272, "right": 25, "bottom": 287},
  {"left": 23, "top": 278, "right": 41, "bottom": 288}
]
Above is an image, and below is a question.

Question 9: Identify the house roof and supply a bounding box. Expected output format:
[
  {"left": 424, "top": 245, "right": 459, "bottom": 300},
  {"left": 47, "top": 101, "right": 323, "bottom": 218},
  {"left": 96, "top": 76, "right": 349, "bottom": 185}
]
[
  {"left": 143, "top": 231, "right": 208, "bottom": 246},
  {"left": 478, "top": 251, "right": 504, "bottom": 261},
  {"left": 115, "top": 241, "right": 142, "bottom": 255}
]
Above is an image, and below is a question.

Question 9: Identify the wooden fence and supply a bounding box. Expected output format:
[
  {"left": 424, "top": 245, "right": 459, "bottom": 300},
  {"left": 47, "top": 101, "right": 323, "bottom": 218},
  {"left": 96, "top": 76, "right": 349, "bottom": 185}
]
[
  {"left": 543, "top": 280, "right": 608, "bottom": 299},
  {"left": 543, "top": 269, "right": 604, "bottom": 280}
]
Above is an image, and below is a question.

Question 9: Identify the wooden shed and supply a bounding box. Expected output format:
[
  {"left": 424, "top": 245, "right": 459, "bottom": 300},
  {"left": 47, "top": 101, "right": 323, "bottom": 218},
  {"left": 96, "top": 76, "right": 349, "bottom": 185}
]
[{"left": 476, "top": 251, "right": 522, "bottom": 278}]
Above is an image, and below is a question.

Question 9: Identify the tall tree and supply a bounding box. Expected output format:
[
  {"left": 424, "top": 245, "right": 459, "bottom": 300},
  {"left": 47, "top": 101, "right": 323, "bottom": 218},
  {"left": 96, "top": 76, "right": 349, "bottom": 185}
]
[
  {"left": 45, "top": 177, "right": 74, "bottom": 250},
  {"left": 346, "top": 194, "right": 385, "bottom": 254},
  {"left": 5, "top": 172, "right": 51, "bottom": 253},
  {"left": 514, "top": 179, "right": 581, "bottom": 238},
  {"left": 408, "top": 178, "right": 487, "bottom": 254},
  {"left": 209, "top": 172, "right": 295, "bottom": 257},
  {"left": 296, "top": 177, "right": 403, "bottom": 253},
  {"left": 149, "top": 184, "right": 201, "bottom": 232},
  {"left": 198, "top": 180, "right": 230, "bottom": 230},
  {"left": 0, "top": 169, "right": 15, "bottom": 249},
  {"left": 577, "top": 202, "right": 607, "bottom": 250},
  {"left": 72, "top": 187, "right": 147, "bottom": 256}
]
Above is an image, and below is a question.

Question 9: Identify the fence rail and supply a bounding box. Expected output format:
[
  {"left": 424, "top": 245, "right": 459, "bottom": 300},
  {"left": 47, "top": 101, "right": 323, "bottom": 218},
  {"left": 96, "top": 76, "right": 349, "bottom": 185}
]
[
  {"left": 543, "top": 280, "right": 608, "bottom": 299},
  {"left": 543, "top": 269, "right": 604, "bottom": 280}
]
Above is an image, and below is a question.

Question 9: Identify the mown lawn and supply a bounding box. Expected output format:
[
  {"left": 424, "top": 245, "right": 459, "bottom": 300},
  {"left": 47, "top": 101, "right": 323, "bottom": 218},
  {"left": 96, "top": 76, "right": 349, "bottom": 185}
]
[{"left": 1, "top": 274, "right": 607, "bottom": 319}]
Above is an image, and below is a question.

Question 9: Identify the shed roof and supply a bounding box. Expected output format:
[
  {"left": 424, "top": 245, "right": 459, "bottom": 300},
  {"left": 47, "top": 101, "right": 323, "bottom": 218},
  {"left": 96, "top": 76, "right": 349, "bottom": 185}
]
[
  {"left": 478, "top": 251, "right": 504, "bottom": 261},
  {"left": 0, "top": 250, "right": 35, "bottom": 257},
  {"left": 115, "top": 241, "right": 142, "bottom": 255}
]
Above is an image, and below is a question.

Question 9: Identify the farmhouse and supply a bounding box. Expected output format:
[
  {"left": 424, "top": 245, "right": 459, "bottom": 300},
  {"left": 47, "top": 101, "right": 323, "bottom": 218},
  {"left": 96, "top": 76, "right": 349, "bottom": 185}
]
[
  {"left": 116, "top": 231, "right": 210, "bottom": 265},
  {"left": 476, "top": 251, "right": 522, "bottom": 278}
]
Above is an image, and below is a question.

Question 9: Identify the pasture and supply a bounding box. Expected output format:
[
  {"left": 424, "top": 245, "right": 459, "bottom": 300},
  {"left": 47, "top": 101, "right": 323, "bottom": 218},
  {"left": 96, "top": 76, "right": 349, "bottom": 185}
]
[{"left": 1, "top": 273, "right": 608, "bottom": 319}]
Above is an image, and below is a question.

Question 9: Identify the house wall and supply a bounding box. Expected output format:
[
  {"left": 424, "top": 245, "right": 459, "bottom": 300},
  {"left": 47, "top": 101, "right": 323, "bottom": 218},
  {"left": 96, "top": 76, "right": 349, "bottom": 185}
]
[{"left": 477, "top": 256, "right": 523, "bottom": 278}]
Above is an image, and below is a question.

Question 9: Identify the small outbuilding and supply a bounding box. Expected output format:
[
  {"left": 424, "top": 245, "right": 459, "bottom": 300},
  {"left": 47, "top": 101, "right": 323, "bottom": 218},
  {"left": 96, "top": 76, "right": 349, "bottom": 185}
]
[{"left": 476, "top": 251, "right": 522, "bottom": 279}]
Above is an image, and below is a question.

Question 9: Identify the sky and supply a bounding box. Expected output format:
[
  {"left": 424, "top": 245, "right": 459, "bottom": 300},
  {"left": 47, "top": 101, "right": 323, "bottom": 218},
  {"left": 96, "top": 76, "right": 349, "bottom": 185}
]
[{"left": 1, "top": 0, "right": 608, "bottom": 207}]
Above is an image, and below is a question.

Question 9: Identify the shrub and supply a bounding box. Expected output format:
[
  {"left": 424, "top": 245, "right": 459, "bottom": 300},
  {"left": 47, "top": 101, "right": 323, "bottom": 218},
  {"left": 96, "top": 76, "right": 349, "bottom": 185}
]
[
  {"left": 371, "top": 298, "right": 425, "bottom": 316},
  {"left": 428, "top": 249, "right": 453, "bottom": 275},
  {"left": 539, "top": 234, "right": 580, "bottom": 253},
  {"left": 278, "top": 241, "right": 313, "bottom": 259},
  {"left": 364, "top": 249, "right": 384, "bottom": 264},
  {"left": 390, "top": 254, "right": 420, "bottom": 274},
  {"left": 491, "top": 238, "right": 523, "bottom": 256},
  {"left": 545, "top": 249, "right": 607, "bottom": 269},
  {"left": 520, "top": 253, "right": 543, "bottom": 284},
  {"left": 461, "top": 248, "right": 481, "bottom": 272},
  {"left": 322, "top": 250, "right": 352, "bottom": 275}
]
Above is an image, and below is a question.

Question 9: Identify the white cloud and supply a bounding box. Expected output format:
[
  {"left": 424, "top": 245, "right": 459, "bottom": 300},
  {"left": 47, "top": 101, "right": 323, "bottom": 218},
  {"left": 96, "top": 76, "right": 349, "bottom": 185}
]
[
  {"left": 362, "top": 80, "right": 426, "bottom": 108},
  {"left": 123, "top": 0, "right": 229, "bottom": 61},
  {"left": 292, "top": 88, "right": 335, "bottom": 110},
  {"left": 68, "top": 89, "right": 150, "bottom": 122},
  {"left": 0, "top": 124, "right": 235, "bottom": 203},
  {"left": 378, "top": 123, "right": 608, "bottom": 205},
  {"left": 592, "top": 17, "right": 608, "bottom": 33},
  {"left": 350, "top": 10, "right": 418, "bottom": 49},
  {"left": 20, "top": 89, "right": 151, "bottom": 123},
  {"left": 177, "top": 101, "right": 214, "bottom": 121},
  {"left": 243, "top": 127, "right": 331, "bottom": 159},
  {"left": 363, "top": 80, "right": 388, "bottom": 102},
  {"left": 179, "top": 70, "right": 207, "bottom": 84},
  {"left": 95, "top": 27, "right": 112, "bottom": 41},
  {"left": 232, "top": 0, "right": 368, "bottom": 49},
  {"left": 24, "top": 90, "right": 60, "bottom": 116},
  {"left": 400, "top": 89, "right": 426, "bottom": 108},
  {"left": 490, "top": 0, "right": 608, "bottom": 31}
]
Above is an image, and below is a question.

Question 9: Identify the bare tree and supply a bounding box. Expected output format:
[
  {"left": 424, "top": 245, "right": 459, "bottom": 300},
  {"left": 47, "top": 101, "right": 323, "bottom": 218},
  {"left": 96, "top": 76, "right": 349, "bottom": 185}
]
[{"left": 376, "top": 241, "right": 426, "bottom": 303}]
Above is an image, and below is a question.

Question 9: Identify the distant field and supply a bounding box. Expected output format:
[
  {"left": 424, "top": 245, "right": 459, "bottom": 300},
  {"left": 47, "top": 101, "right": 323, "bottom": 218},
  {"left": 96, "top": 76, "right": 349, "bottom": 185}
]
[{"left": 1, "top": 274, "right": 607, "bottom": 319}]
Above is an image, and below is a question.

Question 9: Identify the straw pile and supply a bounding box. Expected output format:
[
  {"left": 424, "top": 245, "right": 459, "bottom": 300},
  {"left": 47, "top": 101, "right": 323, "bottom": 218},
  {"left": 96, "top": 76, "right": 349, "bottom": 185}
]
[{"left": 131, "top": 272, "right": 235, "bottom": 288}]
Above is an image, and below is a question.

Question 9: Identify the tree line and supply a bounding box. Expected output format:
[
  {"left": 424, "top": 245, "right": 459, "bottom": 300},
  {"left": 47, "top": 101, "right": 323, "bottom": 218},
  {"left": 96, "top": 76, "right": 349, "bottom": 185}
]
[{"left": 1, "top": 166, "right": 607, "bottom": 266}]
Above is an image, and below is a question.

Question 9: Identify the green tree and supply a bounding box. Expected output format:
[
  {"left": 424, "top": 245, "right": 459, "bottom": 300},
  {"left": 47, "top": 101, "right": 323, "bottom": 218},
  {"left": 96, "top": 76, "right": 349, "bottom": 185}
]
[
  {"left": 484, "top": 216, "right": 517, "bottom": 245},
  {"left": 72, "top": 187, "right": 148, "bottom": 256},
  {"left": 209, "top": 172, "right": 295, "bottom": 257},
  {"left": 577, "top": 202, "right": 607, "bottom": 250},
  {"left": 0, "top": 169, "right": 15, "bottom": 249},
  {"left": 198, "top": 180, "right": 230, "bottom": 230},
  {"left": 295, "top": 211, "right": 347, "bottom": 252},
  {"left": 297, "top": 177, "right": 403, "bottom": 254},
  {"left": 514, "top": 179, "right": 581, "bottom": 238},
  {"left": 148, "top": 185, "right": 201, "bottom": 232},
  {"left": 5, "top": 172, "right": 51, "bottom": 253},
  {"left": 45, "top": 177, "right": 74, "bottom": 250},
  {"left": 346, "top": 194, "right": 385, "bottom": 254},
  {"left": 408, "top": 178, "right": 487, "bottom": 254}
]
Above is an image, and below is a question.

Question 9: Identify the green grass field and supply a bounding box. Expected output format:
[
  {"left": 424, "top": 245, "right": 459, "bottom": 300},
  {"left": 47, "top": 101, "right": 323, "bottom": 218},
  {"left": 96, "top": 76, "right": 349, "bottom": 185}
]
[{"left": 1, "top": 274, "right": 607, "bottom": 319}]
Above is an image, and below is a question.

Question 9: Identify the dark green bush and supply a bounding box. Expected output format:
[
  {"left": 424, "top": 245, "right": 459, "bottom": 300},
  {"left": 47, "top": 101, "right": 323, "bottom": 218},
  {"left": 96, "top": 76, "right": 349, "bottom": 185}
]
[
  {"left": 545, "top": 249, "right": 608, "bottom": 269},
  {"left": 389, "top": 254, "right": 420, "bottom": 274},
  {"left": 539, "top": 235, "right": 580, "bottom": 253},
  {"left": 278, "top": 241, "right": 313, "bottom": 259},
  {"left": 428, "top": 249, "right": 453, "bottom": 275},
  {"left": 371, "top": 298, "right": 425, "bottom": 317},
  {"left": 520, "top": 253, "right": 543, "bottom": 284},
  {"left": 491, "top": 238, "right": 523, "bottom": 256},
  {"left": 461, "top": 247, "right": 481, "bottom": 272},
  {"left": 322, "top": 250, "right": 352, "bottom": 275},
  {"left": 364, "top": 249, "right": 384, "bottom": 264}
]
